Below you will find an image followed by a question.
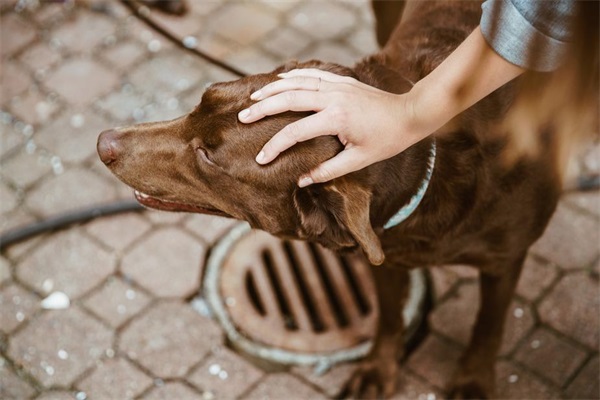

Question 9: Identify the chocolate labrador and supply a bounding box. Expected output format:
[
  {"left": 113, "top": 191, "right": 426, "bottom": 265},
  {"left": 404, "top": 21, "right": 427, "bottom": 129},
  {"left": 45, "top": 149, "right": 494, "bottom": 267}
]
[{"left": 97, "top": 1, "right": 561, "bottom": 398}]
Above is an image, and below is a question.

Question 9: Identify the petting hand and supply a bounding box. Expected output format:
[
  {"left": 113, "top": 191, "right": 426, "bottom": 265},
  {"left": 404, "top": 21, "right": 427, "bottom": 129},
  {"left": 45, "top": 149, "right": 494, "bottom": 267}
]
[{"left": 237, "top": 68, "right": 429, "bottom": 187}]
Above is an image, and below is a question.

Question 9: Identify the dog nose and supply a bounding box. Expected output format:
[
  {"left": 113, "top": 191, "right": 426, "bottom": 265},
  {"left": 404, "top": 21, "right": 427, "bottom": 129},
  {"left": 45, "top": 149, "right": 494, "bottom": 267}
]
[{"left": 97, "top": 129, "right": 122, "bottom": 165}]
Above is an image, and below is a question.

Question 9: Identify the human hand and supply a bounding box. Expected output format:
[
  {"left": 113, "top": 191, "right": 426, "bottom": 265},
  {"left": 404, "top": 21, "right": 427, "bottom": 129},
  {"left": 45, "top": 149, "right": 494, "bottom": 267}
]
[{"left": 237, "top": 69, "right": 429, "bottom": 187}]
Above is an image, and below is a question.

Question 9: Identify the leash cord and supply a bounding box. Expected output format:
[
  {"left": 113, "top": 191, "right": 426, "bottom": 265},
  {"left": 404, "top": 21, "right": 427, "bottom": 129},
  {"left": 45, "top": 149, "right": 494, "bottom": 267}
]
[{"left": 119, "top": 0, "right": 248, "bottom": 78}]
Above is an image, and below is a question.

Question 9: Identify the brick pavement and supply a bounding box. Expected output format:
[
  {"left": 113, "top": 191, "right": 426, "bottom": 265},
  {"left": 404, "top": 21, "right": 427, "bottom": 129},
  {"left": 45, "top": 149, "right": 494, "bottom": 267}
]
[{"left": 0, "top": 1, "right": 598, "bottom": 399}]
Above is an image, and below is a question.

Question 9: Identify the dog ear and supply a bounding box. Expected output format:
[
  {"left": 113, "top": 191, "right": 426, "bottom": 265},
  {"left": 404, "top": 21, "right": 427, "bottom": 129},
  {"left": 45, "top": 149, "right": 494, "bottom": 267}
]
[{"left": 293, "top": 178, "right": 384, "bottom": 265}]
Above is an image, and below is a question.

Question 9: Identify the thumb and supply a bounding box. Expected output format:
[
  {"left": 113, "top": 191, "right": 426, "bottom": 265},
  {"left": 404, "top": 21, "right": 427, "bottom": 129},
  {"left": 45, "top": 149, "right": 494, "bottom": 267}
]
[{"left": 298, "top": 148, "right": 366, "bottom": 187}]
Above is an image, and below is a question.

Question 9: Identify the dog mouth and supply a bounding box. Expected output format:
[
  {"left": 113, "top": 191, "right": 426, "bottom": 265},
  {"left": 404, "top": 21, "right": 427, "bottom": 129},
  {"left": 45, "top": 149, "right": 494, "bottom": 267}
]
[{"left": 134, "top": 190, "right": 231, "bottom": 217}]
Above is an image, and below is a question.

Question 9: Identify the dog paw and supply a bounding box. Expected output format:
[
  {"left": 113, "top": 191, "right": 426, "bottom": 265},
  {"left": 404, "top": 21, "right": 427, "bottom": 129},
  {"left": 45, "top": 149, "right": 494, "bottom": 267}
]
[{"left": 336, "top": 359, "right": 397, "bottom": 399}]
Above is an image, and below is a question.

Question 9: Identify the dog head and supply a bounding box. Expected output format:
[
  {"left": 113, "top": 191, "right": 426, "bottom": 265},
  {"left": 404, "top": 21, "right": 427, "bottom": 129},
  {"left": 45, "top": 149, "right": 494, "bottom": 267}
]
[{"left": 98, "top": 60, "right": 384, "bottom": 264}]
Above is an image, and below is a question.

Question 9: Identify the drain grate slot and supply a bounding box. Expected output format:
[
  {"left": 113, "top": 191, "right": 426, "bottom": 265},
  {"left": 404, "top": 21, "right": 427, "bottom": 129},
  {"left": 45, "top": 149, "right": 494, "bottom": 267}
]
[
  {"left": 262, "top": 249, "right": 298, "bottom": 331},
  {"left": 283, "top": 241, "right": 326, "bottom": 333},
  {"left": 340, "top": 255, "right": 372, "bottom": 315},
  {"left": 245, "top": 271, "right": 266, "bottom": 316},
  {"left": 308, "top": 242, "right": 350, "bottom": 328}
]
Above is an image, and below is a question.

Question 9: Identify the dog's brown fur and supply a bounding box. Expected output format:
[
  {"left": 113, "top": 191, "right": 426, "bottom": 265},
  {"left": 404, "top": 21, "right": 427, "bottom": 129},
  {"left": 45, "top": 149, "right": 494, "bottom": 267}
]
[{"left": 98, "top": 1, "right": 561, "bottom": 398}]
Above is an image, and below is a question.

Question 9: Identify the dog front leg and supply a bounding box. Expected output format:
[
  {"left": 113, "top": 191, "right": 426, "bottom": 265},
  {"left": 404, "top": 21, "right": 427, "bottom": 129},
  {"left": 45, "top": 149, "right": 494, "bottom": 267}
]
[
  {"left": 449, "top": 255, "right": 526, "bottom": 399},
  {"left": 339, "top": 264, "right": 409, "bottom": 399}
]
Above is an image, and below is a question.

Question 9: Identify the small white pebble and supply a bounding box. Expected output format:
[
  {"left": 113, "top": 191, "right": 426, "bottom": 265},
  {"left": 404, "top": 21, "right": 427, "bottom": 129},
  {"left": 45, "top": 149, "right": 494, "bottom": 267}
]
[
  {"left": 202, "top": 391, "right": 215, "bottom": 400},
  {"left": 208, "top": 363, "right": 221, "bottom": 375},
  {"left": 42, "top": 279, "right": 54, "bottom": 293},
  {"left": 508, "top": 374, "right": 519, "bottom": 383},
  {"left": 426, "top": 394, "right": 436, "bottom": 400},
  {"left": 225, "top": 297, "right": 236, "bottom": 307},
  {"left": 182, "top": 36, "right": 197, "bottom": 48},
  {"left": 218, "top": 370, "right": 228, "bottom": 380},
  {"left": 70, "top": 114, "right": 85, "bottom": 128},
  {"left": 125, "top": 289, "right": 136, "bottom": 300},
  {"left": 75, "top": 391, "right": 87, "bottom": 400},
  {"left": 513, "top": 308, "right": 524, "bottom": 318},
  {"left": 530, "top": 339, "right": 541, "bottom": 349},
  {"left": 16, "top": 312, "right": 24, "bottom": 322},
  {"left": 41, "top": 292, "right": 70, "bottom": 310},
  {"left": 106, "top": 349, "right": 115, "bottom": 358},
  {"left": 44, "top": 365, "right": 54, "bottom": 376},
  {"left": 58, "top": 350, "right": 68, "bottom": 360}
]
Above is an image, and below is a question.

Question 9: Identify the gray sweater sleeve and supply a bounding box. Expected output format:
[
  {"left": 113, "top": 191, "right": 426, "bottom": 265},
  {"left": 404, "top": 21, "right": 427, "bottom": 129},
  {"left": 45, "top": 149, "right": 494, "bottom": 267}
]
[{"left": 480, "top": 0, "right": 576, "bottom": 72}]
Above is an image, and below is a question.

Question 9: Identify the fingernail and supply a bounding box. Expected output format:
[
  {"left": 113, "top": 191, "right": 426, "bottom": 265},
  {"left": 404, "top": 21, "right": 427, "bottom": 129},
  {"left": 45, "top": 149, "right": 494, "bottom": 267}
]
[
  {"left": 238, "top": 109, "right": 250, "bottom": 120},
  {"left": 250, "top": 90, "right": 262, "bottom": 100},
  {"left": 255, "top": 151, "right": 265, "bottom": 163},
  {"left": 298, "top": 176, "right": 313, "bottom": 188},
  {"left": 277, "top": 73, "right": 289, "bottom": 78}
]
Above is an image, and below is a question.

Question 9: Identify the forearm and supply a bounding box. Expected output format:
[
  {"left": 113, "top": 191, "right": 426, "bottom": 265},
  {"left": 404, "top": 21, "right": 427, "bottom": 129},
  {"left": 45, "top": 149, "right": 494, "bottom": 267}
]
[{"left": 406, "top": 27, "right": 525, "bottom": 135}]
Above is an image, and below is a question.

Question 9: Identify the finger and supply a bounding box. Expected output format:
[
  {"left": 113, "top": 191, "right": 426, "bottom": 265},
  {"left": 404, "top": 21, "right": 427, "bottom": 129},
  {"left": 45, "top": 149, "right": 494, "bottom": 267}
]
[
  {"left": 251, "top": 76, "right": 326, "bottom": 101},
  {"left": 298, "top": 148, "right": 367, "bottom": 187},
  {"left": 256, "top": 113, "right": 336, "bottom": 164},
  {"left": 238, "top": 90, "right": 324, "bottom": 123},
  {"left": 280, "top": 68, "right": 358, "bottom": 85}
]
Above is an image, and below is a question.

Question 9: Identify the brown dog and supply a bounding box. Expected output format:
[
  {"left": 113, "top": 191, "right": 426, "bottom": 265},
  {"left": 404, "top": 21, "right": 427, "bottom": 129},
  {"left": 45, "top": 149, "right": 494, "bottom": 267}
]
[{"left": 98, "top": 1, "right": 561, "bottom": 398}]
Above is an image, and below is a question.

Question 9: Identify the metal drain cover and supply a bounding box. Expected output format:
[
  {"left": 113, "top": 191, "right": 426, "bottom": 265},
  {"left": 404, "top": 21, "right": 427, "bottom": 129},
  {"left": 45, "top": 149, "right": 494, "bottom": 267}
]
[{"left": 201, "top": 222, "right": 427, "bottom": 368}]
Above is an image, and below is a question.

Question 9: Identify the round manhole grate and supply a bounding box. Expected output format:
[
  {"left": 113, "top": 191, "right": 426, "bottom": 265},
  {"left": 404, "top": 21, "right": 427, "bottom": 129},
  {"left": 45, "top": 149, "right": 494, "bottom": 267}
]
[{"left": 201, "top": 222, "right": 428, "bottom": 368}]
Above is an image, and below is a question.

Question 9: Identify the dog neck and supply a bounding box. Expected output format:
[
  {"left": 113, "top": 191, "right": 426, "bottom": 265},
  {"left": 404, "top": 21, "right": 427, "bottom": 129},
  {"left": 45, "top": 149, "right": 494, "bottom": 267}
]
[{"left": 383, "top": 140, "right": 436, "bottom": 229}]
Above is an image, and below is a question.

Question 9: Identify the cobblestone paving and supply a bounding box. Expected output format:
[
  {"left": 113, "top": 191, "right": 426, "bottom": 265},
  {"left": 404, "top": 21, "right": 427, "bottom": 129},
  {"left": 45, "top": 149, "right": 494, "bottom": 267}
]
[{"left": 1, "top": 1, "right": 598, "bottom": 399}]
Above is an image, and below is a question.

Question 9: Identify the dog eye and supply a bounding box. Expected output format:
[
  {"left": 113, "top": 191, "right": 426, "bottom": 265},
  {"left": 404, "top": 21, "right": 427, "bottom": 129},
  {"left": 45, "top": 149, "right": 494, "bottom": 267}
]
[{"left": 196, "top": 146, "right": 216, "bottom": 166}]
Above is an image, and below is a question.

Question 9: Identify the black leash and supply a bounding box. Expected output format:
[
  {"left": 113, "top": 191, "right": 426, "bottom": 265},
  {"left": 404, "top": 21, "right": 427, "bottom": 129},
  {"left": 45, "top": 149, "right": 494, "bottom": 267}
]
[{"left": 119, "top": 0, "right": 248, "bottom": 78}]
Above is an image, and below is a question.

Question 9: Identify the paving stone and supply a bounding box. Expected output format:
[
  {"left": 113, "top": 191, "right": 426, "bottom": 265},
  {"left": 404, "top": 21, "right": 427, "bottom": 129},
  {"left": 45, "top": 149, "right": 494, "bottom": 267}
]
[
  {"left": 0, "top": 283, "right": 39, "bottom": 334},
  {"left": 0, "top": 356, "right": 36, "bottom": 399},
  {"left": 26, "top": 168, "right": 118, "bottom": 216},
  {"left": 100, "top": 40, "right": 145, "bottom": 71},
  {"left": 530, "top": 203, "right": 600, "bottom": 270},
  {"left": 128, "top": 52, "right": 205, "bottom": 97},
  {"left": 538, "top": 272, "right": 599, "bottom": 349},
  {"left": 429, "top": 282, "right": 534, "bottom": 356},
  {"left": 495, "top": 361, "right": 560, "bottom": 399},
  {"left": 8, "top": 306, "right": 114, "bottom": 388},
  {"left": 293, "top": 363, "right": 356, "bottom": 398},
  {"left": 77, "top": 357, "right": 153, "bottom": 400},
  {"left": 0, "top": 122, "right": 24, "bottom": 159},
  {"left": 83, "top": 276, "right": 151, "bottom": 328},
  {"left": 430, "top": 267, "right": 459, "bottom": 301},
  {"left": 44, "top": 58, "right": 119, "bottom": 106},
  {"left": 405, "top": 335, "right": 462, "bottom": 390},
  {"left": 17, "top": 228, "right": 116, "bottom": 299},
  {"left": 143, "top": 381, "right": 203, "bottom": 400},
  {"left": 188, "top": 347, "right": 264, "bottom": 398},
  {"left": 289, "top": 2, "right": 357, "bottom": 40},
  {"left": 1, "top": 148, "right": 53, "bottom": 189},
  {"left": 348, "top": 25, "right": 380, "bottom": 56},
  {"left": 30, "top": 2, "right": 72, "bottom": 26},
  {"left": 0, "top": 180, "right": 18, "bottom": 214},
  {"left": 299, "top": 42, "right": 360, "bottom": 69},
  {"left": 513, "top": 327, "right": 588, "bottom": 386},
  {"left": 35, "top": 391, "right": 77, "bottom": 400},
  {"left": 119, "top": 301, "right": 223, "bottom": 378},
  {"left": 1, "top": 62, "right": 31, "bottom": 100},
  {"left": 19, "top": 42, "right": 62, "bottom": 72},
  {"left": 564, "top": 355, "right": 599, "bottom": 399},
  {"left": 35, "top": 110, "right": 110, "bottom": 164},
  {"left": 224, "top": 47, "right": 280, "bottom": 75},
  {"left": 564, "top": 190, "right": 600, "bottom": 217},
  {"left": 261, "top": 26, "right": 312, "bottom": 59},
  {"left": 51, "top": 10, "right": 115, "bottom": 53},
  {"left": 391, "top": 369, "right": 442, "bottom": 400},
  {"left": 184, "top": 215, "right": 238, "bottom": 245},
  {"left": 0, "top": 14, "right": 37, "bottom": 56},
  {"left": 0, "top": 256, "right": 10, "bottom": 286},
  {"left": 85, "top": 213, "right": 151, "bottom": 252},
  {"left": 206, "top": 3, "right": 279, "bottom": 45},
  {"left": 516, "top": 255, "right": 559, "bottom": 302},
  {"left": 245, "top": 373, "right": 327, "bottom": 399},
  {"left": 9, "top": 90, "right": 61, "bottom": 126},
  {"left": 121, "top": 228, "right": 205, "bottom": 298},
  {"left": 97, "top": 86, "right": 152, "bottom": 122}
]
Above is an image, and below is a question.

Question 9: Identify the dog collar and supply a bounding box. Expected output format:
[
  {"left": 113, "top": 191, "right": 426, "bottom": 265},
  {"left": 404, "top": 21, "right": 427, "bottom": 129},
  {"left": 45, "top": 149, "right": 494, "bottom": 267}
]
[{"left": 384, "top": 140, "right": 436, "bottom": 230}]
